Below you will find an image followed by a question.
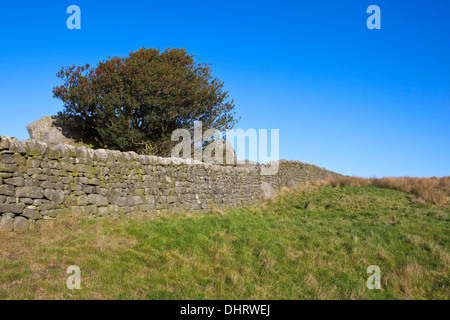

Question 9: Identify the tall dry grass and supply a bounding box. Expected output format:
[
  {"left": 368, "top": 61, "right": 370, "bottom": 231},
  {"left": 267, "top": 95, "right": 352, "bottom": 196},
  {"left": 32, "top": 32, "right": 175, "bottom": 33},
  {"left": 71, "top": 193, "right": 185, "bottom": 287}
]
[{"left": 316, "top": 176, "right": 450, "bottom": 208}]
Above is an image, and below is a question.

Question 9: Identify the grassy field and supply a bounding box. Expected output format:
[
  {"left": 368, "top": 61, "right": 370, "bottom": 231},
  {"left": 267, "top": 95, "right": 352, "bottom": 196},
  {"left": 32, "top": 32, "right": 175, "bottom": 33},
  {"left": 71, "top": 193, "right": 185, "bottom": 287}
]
[{"left": 0, "top": 183, "right": 448, "bottom": 300}]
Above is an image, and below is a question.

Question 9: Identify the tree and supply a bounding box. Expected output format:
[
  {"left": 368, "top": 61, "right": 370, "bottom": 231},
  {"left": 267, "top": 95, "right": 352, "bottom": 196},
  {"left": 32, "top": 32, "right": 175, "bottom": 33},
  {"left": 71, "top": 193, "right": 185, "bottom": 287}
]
[{"left": 53, "top": 47, "right": 238, "bottom": 155}]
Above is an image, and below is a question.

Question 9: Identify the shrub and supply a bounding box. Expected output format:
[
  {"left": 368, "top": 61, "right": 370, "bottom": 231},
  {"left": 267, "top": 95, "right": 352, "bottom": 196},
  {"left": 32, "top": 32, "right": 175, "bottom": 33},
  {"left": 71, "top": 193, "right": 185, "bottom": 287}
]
[{"left": 53, "top": 47, "right": 238, "bottom": 155}]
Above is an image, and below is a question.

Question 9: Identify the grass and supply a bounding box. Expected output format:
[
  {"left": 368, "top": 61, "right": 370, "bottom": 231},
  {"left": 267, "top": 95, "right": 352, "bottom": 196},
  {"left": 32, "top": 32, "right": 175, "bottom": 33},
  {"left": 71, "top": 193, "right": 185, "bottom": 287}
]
[
  {"left": 0, "top": 183, "right": 448, "bottom": 300},
  {"left": 318, "top": 176, "right": 450, "bottom": 208}
]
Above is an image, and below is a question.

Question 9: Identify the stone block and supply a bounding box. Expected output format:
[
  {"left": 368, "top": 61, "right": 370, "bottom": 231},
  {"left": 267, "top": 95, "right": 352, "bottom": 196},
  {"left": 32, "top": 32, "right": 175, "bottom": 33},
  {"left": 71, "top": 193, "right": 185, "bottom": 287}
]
[
  {"left": 14, "top": 216, "right": 29, "bottom": 232},
  {"left": 0, "top": 185, "right": 15, "bottom": 196},
  {"left": 44, "top": 189, "right": 65, "bottom": 204},
  {"left": 16, "top": 187, "right": 44, "bottom": 199},
  {"left": 0, "top": 213, "right": 14, "bottom": 231},
  {"left": 0, "top": 203, "right": 25, "bottom": 214},
  {"left": 22, "top": 206, "right": 40, "bottom": 220},
  {"left": 4, "top": 177, "right": 25, "bottom": 187},
  {"left": 87, "top": 194, "right": 108, "bottom": 206}
]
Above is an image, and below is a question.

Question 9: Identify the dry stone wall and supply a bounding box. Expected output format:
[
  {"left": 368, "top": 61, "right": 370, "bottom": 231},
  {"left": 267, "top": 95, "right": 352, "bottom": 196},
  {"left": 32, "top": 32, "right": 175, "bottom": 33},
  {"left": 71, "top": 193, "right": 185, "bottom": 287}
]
[
  {"left": 0, "top": 136, "right": 340, "bottom": 231},
  {"left": 261, "top": 160, "right": 341, "bottom": 190}
]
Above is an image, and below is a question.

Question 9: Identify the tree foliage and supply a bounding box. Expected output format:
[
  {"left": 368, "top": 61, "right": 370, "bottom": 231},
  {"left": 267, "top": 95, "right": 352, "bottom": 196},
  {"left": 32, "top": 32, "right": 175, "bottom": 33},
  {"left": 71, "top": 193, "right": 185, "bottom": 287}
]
[{"left": 53, "top": 47, "right": 237, "bottom": 155}]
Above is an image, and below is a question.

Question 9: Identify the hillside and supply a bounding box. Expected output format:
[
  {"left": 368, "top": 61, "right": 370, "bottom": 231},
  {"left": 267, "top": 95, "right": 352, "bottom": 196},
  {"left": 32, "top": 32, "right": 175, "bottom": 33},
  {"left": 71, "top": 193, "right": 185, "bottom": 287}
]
[{"left": 1, "top": 182, "right": 448, "bottom": 299}]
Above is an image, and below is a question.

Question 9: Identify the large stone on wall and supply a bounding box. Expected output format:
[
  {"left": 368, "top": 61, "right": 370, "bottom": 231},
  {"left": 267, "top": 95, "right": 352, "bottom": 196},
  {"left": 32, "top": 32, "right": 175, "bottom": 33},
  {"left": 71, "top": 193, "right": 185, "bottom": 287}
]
[{"left": 26, "top": 116, "right": 77, "bottom": 146}]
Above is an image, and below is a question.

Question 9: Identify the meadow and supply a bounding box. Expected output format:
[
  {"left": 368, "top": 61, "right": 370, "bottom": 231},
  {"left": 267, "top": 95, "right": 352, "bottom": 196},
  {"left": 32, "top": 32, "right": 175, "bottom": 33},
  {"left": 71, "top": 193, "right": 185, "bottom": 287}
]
[{"left": 0, "top": 178, "right": 448, "bottom": 300}]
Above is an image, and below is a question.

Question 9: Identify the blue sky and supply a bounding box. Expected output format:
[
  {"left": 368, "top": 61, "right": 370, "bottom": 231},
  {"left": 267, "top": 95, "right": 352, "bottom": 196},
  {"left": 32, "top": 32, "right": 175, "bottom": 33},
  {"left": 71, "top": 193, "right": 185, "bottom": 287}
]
[{"left": 0, "top": 0, "right": 448, "bottom": 177}]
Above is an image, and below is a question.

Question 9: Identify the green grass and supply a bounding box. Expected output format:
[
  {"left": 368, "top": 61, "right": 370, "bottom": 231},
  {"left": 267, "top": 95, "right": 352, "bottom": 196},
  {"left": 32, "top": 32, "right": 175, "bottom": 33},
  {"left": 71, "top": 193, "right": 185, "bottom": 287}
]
[{"left": 0, "top": 185, "right": 448, "bottom": 299}]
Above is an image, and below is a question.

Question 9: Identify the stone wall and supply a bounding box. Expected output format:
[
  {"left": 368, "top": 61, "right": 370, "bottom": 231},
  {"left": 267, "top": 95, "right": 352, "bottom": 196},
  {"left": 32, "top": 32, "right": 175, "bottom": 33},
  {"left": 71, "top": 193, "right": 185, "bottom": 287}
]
[
  {"left": 0, "top": 136, "right": 340, "bottom": 231},
  {"left": 261, "top": 160, "right": 341, "bottom": 190}
]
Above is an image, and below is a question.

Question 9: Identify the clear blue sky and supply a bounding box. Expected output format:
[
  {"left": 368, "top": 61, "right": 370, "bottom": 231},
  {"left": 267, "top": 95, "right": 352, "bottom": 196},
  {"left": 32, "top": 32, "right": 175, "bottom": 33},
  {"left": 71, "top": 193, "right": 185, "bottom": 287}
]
[{"left": 0, "top": 0, "right": 448, "bottom": 177}]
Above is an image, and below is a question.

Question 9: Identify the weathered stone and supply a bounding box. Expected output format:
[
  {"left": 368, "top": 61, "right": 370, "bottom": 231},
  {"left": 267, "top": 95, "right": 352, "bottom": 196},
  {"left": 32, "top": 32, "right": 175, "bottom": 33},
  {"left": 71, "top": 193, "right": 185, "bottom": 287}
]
[
  {"left": 107, "top": 205, "right": 118, "bottom": 214},
  {"left": 87, "top": 194, "right": 108, "bottom": 206},
  {"left": 6, "top": 197, "right": 16, "bottom": 204},
  {"left": 52, "top": 182, "right": 64, "bottom": 190},
  {"left": 0, "top": 136, "right": 13, "bottom": 150},
  {"left": 109, "top": 195, "right": 128, "bottom": 207},
  {"left": 0, "top": 214, "right": 14, "bottom": 231},
  {"left": 167, "top": 196, "right": 177, "bottom": 204},
  {"left": 22, "top": 206, "right": 40, "bottom": 220},
  {"left": 75, "top": 164, "right": 91, "bottom": 173},
  {"left": 1, "top": 153, "right": 15, "bottom": 164},
  {"left": 82, "top": 185, "right": 94, "bottom": 194},
  {"left": 145, "top": 195, "right": 155, "bottom": 205},
  {"left": 76, "top": 195, "right": 88, "bottom": 206},
  {"left": 0, "top": 163, "right": 17, "bottom": 172},
  {"left": 19, "top": 198, "right": 34, "bottom": 205},
  {"left": 127, "top": 196, "right": 135, "bottom": 206},
  {"left": 14, "top": 216, "right": 29, "bottom": 232},
  {"left": 97, "top": 207, "right": 110, "bottom": 216},
  {"left": 93, "top": 149, "right": 109, "bottom": 161},
  {"left": 66, "top": 145, "right": 77, "bottom": 157},
  {"left": 261, "top": 182, "right": 277, "bottom": 200},
  {"left": 17, "top": 166, "right": 27, "bottom": 174},
  {"left": 15, "top": 187, "right": 44, "bottom": 199},
  {"left": 44, "top": 189, "right": 65, "bottom": 204},
  {"left": 44, "top": 161, "right": 61, "bottom": 170},
  {"left": 70, "top": 206, "right": 85, "bottom": 217},
  {"left": 40, "top": 210, "right": 58, "bottom": 218},
  {"left": 0, "top": 185, "right": 15, "bottom": 196},
  {"left": 133, "top": 196, "right": 144, "bottom": 205},
  {"left": 26, "top": 159, "right": 41, "bottom": 168},
  {"left": 40, "top": 181, "right": 53, "bottom": 189},
  {"left": 14, "top": 155, "right": 26, "bottom": 166},
  {"left": 61, "top": 162, "right": 75, "bottom": 172},
  {"left": 37, "top": 202, "right": 59, "bottom": 211},
  {"left": 98, "top": 188, "right": 108, "bottom": 196},
  {"left": 75, "top": 146, "right": 88, "bottom": 159},
  {"left": 4, "top": 177, "right": 25, "bottom": 187},
  {"left": 0, "top": 203, "right": 25, "bottom": 214},
  {"left": 0, "top": 136, "right": 24, "bottom": 153},
  {"left": 47, "top": 144, "right": 67, "bottom": 159},
  {"left": 86, "top": 206, "right": 98, "bottom": 215},
  {"left": 25, "top": 139, "right": 48, "bottom": 157},
  {"left": 26, "top": 116, "right": 77, "bottom": 146},
  {"left": 237, "top": 160, "right": 259, "bottom": 167},
  {"left": 26, "top": 169, "right": 41, "bottom": 177},
  {"left": 286, "top": 179, "right": 297, "bottom": 189},
  {"left": 88, "top": 178, "right": 100, "bottom": 186}
]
